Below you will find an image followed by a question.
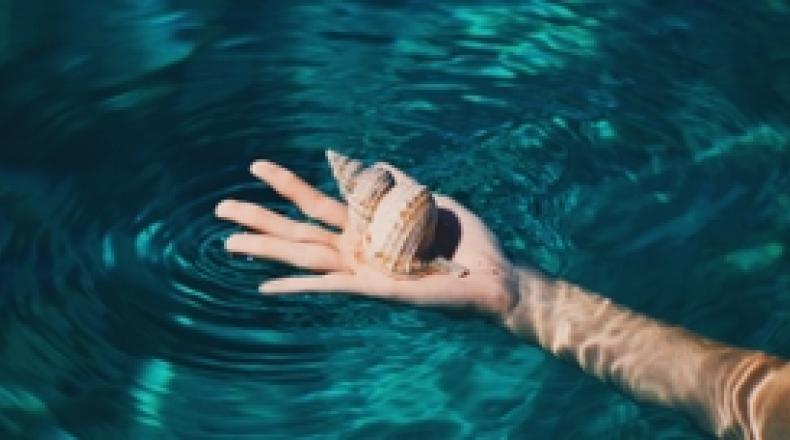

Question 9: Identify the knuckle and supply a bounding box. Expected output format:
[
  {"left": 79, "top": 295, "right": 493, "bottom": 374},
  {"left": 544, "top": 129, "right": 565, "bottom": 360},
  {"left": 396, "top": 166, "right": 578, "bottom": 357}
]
[
  {"left": 305, "top": 196, "right": 338, "bottom": 222},
  {"left": 301, "top": 251, "right": 323, "bottom": 269},
  {"left": 292, "top": 222, "right": 311, "bottom": 241}
]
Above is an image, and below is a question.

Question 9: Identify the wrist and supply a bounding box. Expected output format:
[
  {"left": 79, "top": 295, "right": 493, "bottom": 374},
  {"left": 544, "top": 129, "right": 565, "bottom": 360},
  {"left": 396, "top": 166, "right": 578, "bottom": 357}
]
[
  {"left": 488, "top": 265, "right": 526, "bottom": 328},
  {"left": 498, "top": 266, "right": 543, "bottom": 337}
]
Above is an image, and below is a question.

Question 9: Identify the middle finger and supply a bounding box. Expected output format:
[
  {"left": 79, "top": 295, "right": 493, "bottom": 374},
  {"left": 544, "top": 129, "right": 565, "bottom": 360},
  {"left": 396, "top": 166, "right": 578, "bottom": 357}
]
[{"left": 216, "top": 199, "right": 337, "bottom": 247}]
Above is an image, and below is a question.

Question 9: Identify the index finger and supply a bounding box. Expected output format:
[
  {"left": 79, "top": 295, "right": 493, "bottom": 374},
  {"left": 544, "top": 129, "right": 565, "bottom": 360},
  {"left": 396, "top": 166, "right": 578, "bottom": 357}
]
[{"left": 251, "top": 160, "right": 347, "bottom": 229}]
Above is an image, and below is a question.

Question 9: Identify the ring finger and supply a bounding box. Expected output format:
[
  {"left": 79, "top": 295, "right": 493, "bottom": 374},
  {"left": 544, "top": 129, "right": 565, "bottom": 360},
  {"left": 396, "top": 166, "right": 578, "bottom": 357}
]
[{"left": 225, "top": 233, "right": 348, "bottom": 272}]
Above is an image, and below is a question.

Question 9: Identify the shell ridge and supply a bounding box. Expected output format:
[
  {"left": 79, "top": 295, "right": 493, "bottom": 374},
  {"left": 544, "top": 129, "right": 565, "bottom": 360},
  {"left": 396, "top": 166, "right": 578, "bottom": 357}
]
[
  {"left": 326, "top": 149, "right": 465, "bottom": 278},
  {"left": 367, "top": 183, "right": 433, "bottom": 274},
  {"left": 366, "top": 185, "right": 408, "bottom": 271}
]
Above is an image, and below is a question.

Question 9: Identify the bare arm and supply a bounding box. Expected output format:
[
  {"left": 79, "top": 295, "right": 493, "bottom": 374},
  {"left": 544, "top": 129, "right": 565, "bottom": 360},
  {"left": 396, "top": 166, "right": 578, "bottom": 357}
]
[
  {"left": 216, "top": 160, "right": 788, "bottom": 439},
  {"left": 504, "top": 268, "right": 790, "bottom": 440}
]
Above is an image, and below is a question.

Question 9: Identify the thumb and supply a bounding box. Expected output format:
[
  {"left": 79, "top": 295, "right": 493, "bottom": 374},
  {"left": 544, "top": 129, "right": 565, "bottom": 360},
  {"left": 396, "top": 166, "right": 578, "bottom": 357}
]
[
  {"left": 259, "top": 272, "right": 463, "bottom": 307},
  {"left": 259, "top": 273, "right": 361, "bottom": 294}
]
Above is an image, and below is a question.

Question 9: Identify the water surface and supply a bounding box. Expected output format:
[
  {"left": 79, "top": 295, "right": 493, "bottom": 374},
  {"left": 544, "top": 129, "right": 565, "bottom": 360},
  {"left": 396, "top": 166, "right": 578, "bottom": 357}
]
[{"left": 1, "top": 1, "right": 790, "bottom": 438}]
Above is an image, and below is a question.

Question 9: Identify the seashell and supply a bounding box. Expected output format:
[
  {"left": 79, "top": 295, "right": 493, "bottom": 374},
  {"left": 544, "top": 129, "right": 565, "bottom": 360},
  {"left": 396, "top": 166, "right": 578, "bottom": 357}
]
[
  {"left": 327, "top": 150, "right": 395, "bottom": 233},
  {"left": 326, "top": 150, "right": 363, "bottom": 199},
  {"left": 326, "top": 150, "right": 468, "bottom": 278}
]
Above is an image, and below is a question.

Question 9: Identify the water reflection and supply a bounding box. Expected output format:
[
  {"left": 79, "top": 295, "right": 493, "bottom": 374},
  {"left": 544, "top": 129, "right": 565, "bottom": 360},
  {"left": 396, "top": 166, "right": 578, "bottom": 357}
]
[{"left": 1, "top": 0, "right": 789, "bottom": 438}]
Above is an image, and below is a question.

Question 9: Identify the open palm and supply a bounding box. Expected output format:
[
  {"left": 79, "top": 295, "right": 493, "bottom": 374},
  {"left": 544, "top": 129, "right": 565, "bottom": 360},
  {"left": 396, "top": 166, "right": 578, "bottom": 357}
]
[{"left": 215, "top": 159, "right": 516, "bottom": 317}]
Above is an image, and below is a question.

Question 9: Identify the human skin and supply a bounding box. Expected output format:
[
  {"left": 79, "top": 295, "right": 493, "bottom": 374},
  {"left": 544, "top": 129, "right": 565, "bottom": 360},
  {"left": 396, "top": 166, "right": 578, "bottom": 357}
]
[{"left": 215, "top": 160, "right": 789, "bottom": 440}]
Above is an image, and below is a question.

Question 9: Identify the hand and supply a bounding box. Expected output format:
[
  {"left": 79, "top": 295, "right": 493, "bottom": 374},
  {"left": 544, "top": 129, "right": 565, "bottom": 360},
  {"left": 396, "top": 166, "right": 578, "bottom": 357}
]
[{"left": 214, "top": 160, "right": 518, "bottom": 318}]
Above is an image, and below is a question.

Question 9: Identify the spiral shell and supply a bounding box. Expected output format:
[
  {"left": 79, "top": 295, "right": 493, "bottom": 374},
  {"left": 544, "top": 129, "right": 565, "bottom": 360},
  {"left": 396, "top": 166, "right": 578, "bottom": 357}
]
[
  {"left": 326, "top": 150, "right": 467, "bottom": 278},
  {"left": 363, "top": 181, "right": 437, "bottom": 275},
  {"left": 327, "top": 150, "right": 395, "bottom": 233}
]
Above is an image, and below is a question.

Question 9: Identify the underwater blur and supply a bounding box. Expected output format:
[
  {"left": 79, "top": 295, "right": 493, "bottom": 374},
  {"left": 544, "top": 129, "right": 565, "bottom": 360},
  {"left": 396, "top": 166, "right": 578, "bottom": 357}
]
[{"left": 1, "top": 0, "right": 789, "bottom": 438}]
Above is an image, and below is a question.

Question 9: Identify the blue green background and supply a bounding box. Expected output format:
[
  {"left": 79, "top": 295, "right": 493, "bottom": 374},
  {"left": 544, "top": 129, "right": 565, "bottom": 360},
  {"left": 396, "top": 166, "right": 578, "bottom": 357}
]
[{"left": 1, "top": 1, "right": 789, "bottom": 438}]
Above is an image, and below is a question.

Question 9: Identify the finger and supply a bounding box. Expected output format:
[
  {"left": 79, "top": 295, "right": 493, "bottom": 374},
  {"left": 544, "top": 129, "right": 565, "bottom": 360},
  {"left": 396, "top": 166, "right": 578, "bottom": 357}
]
[
  {"left": 215, "top": 199, "right": 336, "bottom": 246},
  {"left": 250, "top": 160, "right": 347, "bottom": 229},
  {"left": 260, "top": 271, "right": 457, "bottom": 305},
  {"left": 225, "top": 233, "right": 347, "bottom": 272},
  {"left": 260, "top": 274, "right": 440, "bottom": 298},
  {"left": 259, "top": 273, "right": 362, "bottom": 294}
]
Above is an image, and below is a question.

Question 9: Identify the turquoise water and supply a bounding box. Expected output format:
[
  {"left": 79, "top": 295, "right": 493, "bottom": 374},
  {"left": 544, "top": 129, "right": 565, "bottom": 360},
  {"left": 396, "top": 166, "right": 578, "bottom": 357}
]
[{"left": 1, "top": 0, "right": 790, "bottom": 438}]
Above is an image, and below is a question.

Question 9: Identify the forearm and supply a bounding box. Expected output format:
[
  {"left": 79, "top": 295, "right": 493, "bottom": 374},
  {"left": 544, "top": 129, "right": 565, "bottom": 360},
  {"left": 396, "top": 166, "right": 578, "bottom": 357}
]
[{"left": 502, "top": 268, "right": 789, "bottom": 440}]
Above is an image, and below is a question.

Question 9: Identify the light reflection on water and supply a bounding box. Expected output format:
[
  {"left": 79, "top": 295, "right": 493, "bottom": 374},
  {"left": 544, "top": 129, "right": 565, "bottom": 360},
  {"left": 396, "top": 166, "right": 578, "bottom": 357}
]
[{"left": 1, "top": 0, "right": 789, "bottom": 438}]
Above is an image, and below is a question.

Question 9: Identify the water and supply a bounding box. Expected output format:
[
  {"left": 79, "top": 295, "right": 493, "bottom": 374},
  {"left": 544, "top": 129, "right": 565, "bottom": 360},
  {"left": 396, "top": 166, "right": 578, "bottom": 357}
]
[{"left": 1, "top": 0, "right": 789, "bottom": 438}]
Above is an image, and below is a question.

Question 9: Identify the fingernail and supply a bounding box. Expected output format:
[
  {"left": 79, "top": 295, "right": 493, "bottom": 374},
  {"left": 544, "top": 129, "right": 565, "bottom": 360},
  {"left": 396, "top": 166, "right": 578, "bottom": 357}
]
[
  {"left": 250, "top": 160, "right": 274, "bottom": 174},
  {"left": 224, "top": 234, "right": 242, "bottom": 251},
  {"left": 214, "top": 200, "right": 233, "bottom": 217}
]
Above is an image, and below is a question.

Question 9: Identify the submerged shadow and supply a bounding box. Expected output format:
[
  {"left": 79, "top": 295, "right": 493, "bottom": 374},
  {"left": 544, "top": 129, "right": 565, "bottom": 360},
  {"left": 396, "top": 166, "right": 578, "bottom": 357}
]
[{"left": 430, "top": 207, "right": 462, "bottom": 260}]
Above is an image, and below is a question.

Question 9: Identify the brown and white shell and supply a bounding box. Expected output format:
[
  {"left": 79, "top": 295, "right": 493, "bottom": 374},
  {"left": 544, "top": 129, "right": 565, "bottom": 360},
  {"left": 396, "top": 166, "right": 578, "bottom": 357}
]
[
  {"left": 327, "top": 150, "right": 467, "bottom": 278},
  {"left": 326, "top": 150, "right": 395, "bottom": 234}
]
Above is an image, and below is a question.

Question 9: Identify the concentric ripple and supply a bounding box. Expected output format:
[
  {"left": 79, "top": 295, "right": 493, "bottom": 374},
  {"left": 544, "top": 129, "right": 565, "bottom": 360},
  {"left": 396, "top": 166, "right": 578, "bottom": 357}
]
[
  {"left": 3, "top": 0, "right": 790, "bottom": 439},
  {"left": 101, "top": 167, "right": 330, "bottom": 341},
  {"left": 81, "top": 165, "right": 509, "bottom": 438}
]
